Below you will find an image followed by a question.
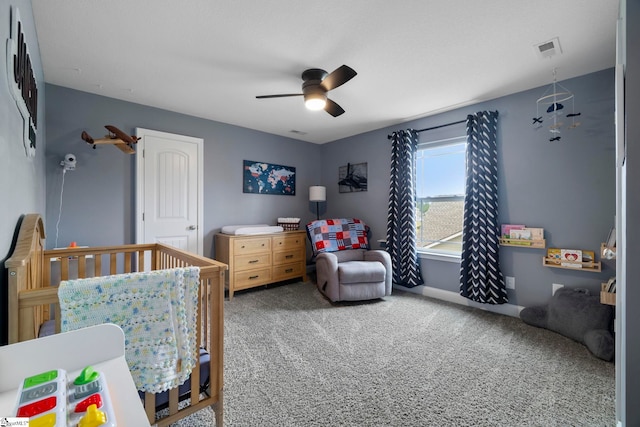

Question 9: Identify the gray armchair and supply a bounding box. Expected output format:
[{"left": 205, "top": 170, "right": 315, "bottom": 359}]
[
  {"left": 307, "top": 218, "right": 392, "bottom": 302},
  {"left": 315, "top": 248, "right": 392, "bottom": 302}
]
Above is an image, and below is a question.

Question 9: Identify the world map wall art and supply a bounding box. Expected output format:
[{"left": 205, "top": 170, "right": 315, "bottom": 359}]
[{"left": 243, "top": 160, "right": 296, "bottom": 195}]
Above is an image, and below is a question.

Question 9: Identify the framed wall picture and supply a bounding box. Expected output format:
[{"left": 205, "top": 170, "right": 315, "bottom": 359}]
[
  {"left": 243, "top": 160, "right": 296, "bottom": 195},
  {"left": 338, "top": 162, "right": 367, "bottom": 193}
]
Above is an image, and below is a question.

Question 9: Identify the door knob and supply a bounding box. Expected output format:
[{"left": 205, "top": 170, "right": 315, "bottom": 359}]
[{"left": 188, "top": 225, "right": 197, "bottom": 230}]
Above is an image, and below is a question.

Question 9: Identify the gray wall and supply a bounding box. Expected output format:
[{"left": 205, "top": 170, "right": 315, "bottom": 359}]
[
  {"left": 44, "top": 85, "right": 322, "bottom": 259},
  {"left": 0, "top": 1, "right": 46, "bottom": 345},
  {"left": 321, "top": 69, "right": 615, "bottom": 309},
  {"left": 45, "top": 70, "right": 615, "bottom": 312}
]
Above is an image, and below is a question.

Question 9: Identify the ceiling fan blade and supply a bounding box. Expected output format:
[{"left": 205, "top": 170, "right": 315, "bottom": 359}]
[
  {"left": 325, "top": 98, "right": 345, "bottom": 117},
  {"left": 256, "top": 94, "right": 303, "bottom": 99},
  {"left": 321, "top": 65, "right": 357, "bottom": 91}
]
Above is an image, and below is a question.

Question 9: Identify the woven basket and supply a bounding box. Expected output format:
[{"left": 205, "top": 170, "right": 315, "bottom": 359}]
[{"left": 278, "top": 221, "right": 300, "bottom": 231}]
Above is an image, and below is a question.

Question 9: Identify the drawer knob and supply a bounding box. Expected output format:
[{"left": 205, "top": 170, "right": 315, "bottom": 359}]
[
  {"left": 249, "top": 260, "right": 259, "bottom": 263},
  {"left": 285, "top": 255, "right": 293, "bottom": 259},
  {"left": 249, "top": 275, "right": 259, "bottom": 280},
  {"left": 285, "top": 268, "right": 293, "bottom": 273}
]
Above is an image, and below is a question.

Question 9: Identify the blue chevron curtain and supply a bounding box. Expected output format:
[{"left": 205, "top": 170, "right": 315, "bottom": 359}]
[
  {"left": 386, "top": 129, "right": 423, "bottom": 288},
  {"left": 459, "top": 111, "right": 507, "bottom": 304}
]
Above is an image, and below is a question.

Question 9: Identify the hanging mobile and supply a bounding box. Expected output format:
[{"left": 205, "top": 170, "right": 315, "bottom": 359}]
[{"left": 534, "top": 68, "right": 581, "bottom": 141}]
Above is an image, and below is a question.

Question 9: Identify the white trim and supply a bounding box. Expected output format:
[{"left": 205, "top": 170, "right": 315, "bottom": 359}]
[
  {"left": 394, "top": 284, "right": 524, "bottom": 318},
  {"left": 417, "top": 250, "right": 461, "bottom": 263},
  {"left": 417, "top": 135, "right": 466, "bottom": 148}
]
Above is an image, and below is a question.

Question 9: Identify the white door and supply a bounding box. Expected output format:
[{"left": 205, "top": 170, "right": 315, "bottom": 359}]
[{"left": 135, "top": 128, "right": 203, "bottom": 255}]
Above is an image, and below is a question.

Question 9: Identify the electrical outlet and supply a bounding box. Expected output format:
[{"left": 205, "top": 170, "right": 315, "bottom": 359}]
[
  {"left": 505, "top": 276, "right": 515, "bottom": 289},
  {"left": 552, "top": 283, "right": 564, "bottom": 295}
]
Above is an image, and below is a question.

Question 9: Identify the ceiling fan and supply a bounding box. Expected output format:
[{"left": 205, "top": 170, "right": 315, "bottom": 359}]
[{"left": 256, "top": 65, "right": 357, "bottom": 117}]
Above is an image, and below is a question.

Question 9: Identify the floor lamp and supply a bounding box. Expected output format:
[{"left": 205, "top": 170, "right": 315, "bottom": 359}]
[{"left": 309, "top": 186, "right": 326, "bottom": 220}]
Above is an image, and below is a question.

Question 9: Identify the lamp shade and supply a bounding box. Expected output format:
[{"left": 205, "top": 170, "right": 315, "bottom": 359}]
[{"left": 309, "top": 185, "right": 326, "bottom": 202}]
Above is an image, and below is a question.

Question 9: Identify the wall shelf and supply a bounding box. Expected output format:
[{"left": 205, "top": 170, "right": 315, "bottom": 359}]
[
  {"left": 542, "top": 257, "right": 602, "bottom": 272},
  {"left": 600, "top": 283, "right": 616, "bottom": 305},
  {"left": 500, "top": 238, "right": 546, "bottom": 248}
]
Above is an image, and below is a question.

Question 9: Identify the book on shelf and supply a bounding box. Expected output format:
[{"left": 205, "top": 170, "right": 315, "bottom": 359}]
[
  {"left": 500, "top": 225, "right": 544, "bottom": 241},
  {"left": 605, "top": 277, "right": 617, "bottom": 293},
  {"left": 510, "top": 229, "right": 531, "bottom": 239},
  {"left": 560, "top": 249, "right": 582, "bottom": 268},
  {"left": 524, "top": 227, "right": 544, "bottom": 240},
  {"left": 501, "top": 224, "right": 525, "bottom": 239},
  {"left": 546, "top": 248, "right": 562, "bottom": 263},
  {"left": 606, "top": 226, "right": 616, "bottom": 248},
  {"left": 582, "top": 250, "right": 595, "bottom": 263},
  {"left": 503, "top": 239, "right": 532, "bottom": 246}
]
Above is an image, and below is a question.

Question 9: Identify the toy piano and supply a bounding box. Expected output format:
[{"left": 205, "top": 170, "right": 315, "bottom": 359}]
[{"left": 14, "top": 366, "right": 116, "bottom": 427}]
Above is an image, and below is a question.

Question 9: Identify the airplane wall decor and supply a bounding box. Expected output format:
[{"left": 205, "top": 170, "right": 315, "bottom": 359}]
[{"left": 81, "top": 125, "right": 140, "bottom": 154}]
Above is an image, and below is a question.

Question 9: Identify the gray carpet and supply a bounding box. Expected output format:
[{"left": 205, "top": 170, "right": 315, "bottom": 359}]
[{"left": 173, "top": 281, "right": 615, "bottom": 426}]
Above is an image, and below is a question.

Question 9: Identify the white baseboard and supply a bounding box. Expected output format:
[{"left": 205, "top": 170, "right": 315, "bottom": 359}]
[{"left": 393, "top": 284, "right": 524, "bottom": 318}]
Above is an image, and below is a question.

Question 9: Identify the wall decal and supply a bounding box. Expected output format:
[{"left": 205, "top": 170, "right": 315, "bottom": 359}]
[{"left": 7, "top": 7, "right": 39, "bottom": 157}]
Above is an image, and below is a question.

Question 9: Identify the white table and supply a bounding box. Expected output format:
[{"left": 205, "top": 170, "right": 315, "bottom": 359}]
[{"left": 0, "top": 323, "right": 150, "bottom": 426}]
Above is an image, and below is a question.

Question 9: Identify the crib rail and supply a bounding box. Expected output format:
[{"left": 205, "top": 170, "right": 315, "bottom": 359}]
[{"left": 6, "top": 214, "right": 227, "bottom": 426}]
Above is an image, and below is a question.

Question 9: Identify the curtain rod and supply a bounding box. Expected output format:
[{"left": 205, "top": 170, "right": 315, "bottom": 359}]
[{"left": 387, "top": 119, "right": 466, "bottom": 139}]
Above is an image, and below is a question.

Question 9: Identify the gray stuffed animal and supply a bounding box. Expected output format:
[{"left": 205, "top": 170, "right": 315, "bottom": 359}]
[{"left": 520, "top": 287, "right": 614, "bottom": 361}]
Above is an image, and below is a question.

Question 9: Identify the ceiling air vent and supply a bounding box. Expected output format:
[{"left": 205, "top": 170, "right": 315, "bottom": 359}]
[{"left": 535, "top": 37, "right": 562, "bottom": 59}]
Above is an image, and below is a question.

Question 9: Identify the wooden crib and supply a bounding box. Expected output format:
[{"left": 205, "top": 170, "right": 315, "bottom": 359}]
[{"left": 5, "top": 213, "right": 228, "bottom": 426}]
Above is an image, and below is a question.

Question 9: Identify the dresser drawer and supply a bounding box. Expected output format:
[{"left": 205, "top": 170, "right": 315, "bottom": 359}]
[
  {"left": 273, "top": 234, "right": 305, "bottom": 250},
  {"left": 233, "top": 237, "right": 271, "bottom": 254},
  {"left": 272, "top": 262, "right": 305, "bottom": 281},
  {"left": 234, "top": 253, "right": 272, "bottom": 271},
  {"left": 273, "top": 249, "right": 304, "bottom": 265},
  {"left": 234, "top": 267, "right": 272, "bottom": 289}
]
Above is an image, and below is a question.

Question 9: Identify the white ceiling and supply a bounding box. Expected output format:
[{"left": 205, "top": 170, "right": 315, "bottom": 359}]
[{"left": 31, "top": 0, "right": 619, "bottom": 144}]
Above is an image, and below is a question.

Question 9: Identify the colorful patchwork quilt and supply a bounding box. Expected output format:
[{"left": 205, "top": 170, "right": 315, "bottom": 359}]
[{"left": 306, "top": 218, "right": 369, "bottom": 255}]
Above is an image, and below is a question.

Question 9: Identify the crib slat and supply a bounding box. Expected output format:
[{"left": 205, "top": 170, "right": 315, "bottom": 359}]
[
  {"left": 138, "top": 251, "right": 145, "bottom": 272},
  {"left": 144, "top": 393, "right": 155, "bottom": 424},
  {"left": 94, "top": 253, "right": 102, "bottom": 277},
  {"left": 125, "top": 251, "right": 132, "bottom": 273},
  {"left": 169, "top": 388, "right": 179, "bottom": 416},
  {"left": 60, "top": 257, "right": 69, "bottom": 281},
  {"left": 78, "top": 256, "right": 87, "bottom": 278},
  {"left": 110, "top": 253, "right": 117, "bottom": 275}
]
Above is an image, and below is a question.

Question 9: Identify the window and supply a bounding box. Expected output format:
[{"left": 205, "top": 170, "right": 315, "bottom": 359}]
[{"left": 415, "top": 136, "right": 466, "bottom": 257}]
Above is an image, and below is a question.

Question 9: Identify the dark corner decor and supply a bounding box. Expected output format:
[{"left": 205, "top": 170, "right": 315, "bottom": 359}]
[
  {"left": 459, "top": 111, "right": 508, "bottom": 304},
  {"left": 338, "top": 162, "right": 368, "bottom": 193},
  {"left": 243, "top": 160, "right": 296, "bottom": 195}
]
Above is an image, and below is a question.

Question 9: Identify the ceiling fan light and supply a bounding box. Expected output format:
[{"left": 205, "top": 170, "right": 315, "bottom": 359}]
[{"left": 305, "top": 94, "right": 327, "bottom": 111}]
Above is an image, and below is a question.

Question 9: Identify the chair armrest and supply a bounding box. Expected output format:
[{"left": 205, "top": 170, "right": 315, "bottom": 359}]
[
  {"left": 364, "top": 250, "right": 390, "bottom": 265},
  {"left": 315, "top": 252, "right": 340, "bottom": 301},
  {"left": 364, "top": 250, "right": 393, "bottom": 295}
]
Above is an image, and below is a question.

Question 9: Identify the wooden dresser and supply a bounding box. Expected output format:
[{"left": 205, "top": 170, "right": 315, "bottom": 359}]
[{"left": 215, "top": 230, "right": 307, "bottom": 299}]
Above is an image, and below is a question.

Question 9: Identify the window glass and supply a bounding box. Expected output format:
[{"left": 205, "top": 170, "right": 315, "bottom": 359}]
[{"left": 416, "top": 136, "right": 466, "bottom": 255}]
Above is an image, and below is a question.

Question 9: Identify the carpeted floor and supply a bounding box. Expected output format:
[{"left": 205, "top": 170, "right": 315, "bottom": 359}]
[{"left": 173, "top": 281, "right": 615, "bottom": 426}]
